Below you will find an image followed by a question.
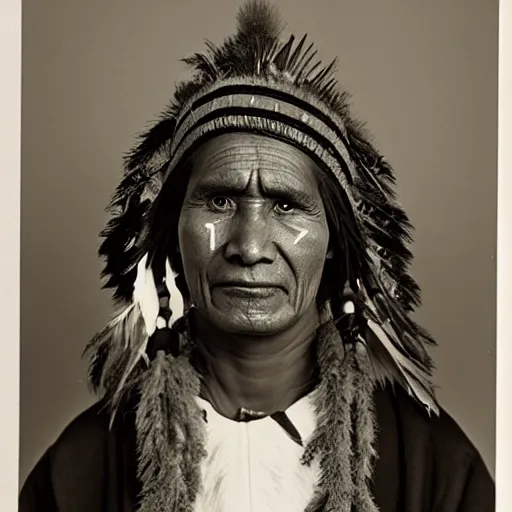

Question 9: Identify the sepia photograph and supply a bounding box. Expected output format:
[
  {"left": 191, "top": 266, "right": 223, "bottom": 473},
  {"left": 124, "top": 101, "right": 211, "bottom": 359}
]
[{"left": 18, "top": 0, "right": 498, "bottom": 510}]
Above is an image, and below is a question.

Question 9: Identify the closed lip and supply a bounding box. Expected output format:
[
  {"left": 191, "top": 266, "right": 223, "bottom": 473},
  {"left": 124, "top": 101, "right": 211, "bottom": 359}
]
[{"left": 213, "top": 281, "right": 286, "bottom": 292}]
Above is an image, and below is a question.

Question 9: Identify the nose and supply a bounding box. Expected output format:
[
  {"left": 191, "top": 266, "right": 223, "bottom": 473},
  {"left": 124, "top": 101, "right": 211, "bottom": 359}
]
[{"left": 223, "top": 204, "right": 276, "bottom": 266}]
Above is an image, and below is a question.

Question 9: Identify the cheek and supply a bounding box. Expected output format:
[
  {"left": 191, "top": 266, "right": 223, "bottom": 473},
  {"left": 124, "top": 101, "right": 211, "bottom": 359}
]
[
  {"left": 177, "top": 213, "right": 230, "bottom": 280},
  {"left": 281, "top": 219, "right": 330, "bottom": 283},
  {"left": 177, "top": 214, "right": 210, "bottom": 282},
  {"left": 296, "top": 236, "right": 329, "bottom": 277}
]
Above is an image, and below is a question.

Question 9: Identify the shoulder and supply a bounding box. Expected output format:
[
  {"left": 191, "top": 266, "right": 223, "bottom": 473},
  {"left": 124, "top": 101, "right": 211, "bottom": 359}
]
[
  {"left": 29, "top": 400, "right": 117, "bottom": 478},
  {"left": 19, "top": 401, "right": 116, "bottom": 512},
  {"left": 46, "top": 399, "right": 138, "bottom": 479},
  {"left": 47, "top": 401, "right": 113, "bottom": 470},
  {"left": 384, "top": 385, "right": 494, "bottom": 510},
  {"left": 391, "top": 385, "right": 484, "bottom": 464}
]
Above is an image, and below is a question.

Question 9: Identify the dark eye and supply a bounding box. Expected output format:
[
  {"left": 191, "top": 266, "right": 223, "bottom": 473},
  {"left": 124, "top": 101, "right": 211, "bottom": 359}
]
[
  {"left": 274, "top": 201, "right": 295, "bottom": 213},
  {"left": 210, "top": 196, "right": 232, "bottom": 211}
]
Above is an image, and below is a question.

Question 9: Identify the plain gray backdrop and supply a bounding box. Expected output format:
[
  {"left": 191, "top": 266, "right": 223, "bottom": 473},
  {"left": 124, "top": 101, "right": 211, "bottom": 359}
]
[{"left": 20, "top": 0, "right": 498, "bottom": 486}]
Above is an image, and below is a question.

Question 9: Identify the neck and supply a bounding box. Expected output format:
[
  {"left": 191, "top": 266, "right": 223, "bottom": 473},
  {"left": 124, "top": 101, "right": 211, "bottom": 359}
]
[{"left": 192, "top": 306, "right": 320, "bottom": 419}]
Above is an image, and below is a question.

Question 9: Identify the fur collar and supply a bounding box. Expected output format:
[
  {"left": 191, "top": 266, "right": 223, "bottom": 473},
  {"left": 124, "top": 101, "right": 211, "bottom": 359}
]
[{"left": 125, "top": 316, "right": 379, "bottom": 512}]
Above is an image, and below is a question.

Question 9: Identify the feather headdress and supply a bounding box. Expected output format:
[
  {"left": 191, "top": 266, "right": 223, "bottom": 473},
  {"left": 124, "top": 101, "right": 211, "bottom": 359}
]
[{"left": 88, "top": 0, "right": 438, "bottom": 416}]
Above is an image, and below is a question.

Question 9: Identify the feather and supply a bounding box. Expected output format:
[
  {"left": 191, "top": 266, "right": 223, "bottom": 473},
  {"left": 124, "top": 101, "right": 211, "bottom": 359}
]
[
  {"left": 369, "top": 287, "right": 434, "bottom": 366},
  {"left": 83, "top": 300, "right": 149, "bottom": 425},
  {"left": 272, "top": 34, "right": 295, "bottom": 70},
  {"left": 362, "top": 320, "right": 438, "bottom": 415},
  {"left": 349, "top": 276, "right": 438, "bottom": 413},
  {"left": 136, "top": 350, "right": 206, "bottom": 511},
  {"left": 86, "top": 253, "right": 166, "bottom": 422},
  {"left": 98, "top": 113, "right": 176, "bottom": 304},
  {"left": 182, "top": 51, "right": 220, "bottom": 81},
  {"left": 310, "top": 58, "right": 337, "bottom": 86},
  {"left": 295, "top": 47, "right": 319, "bottom": 81},
  {"left": 133, "top": 254, "right": 160, "bottom": 337},
  {"left": 99, "top": 195, "right": 151, "bottom": 303},
  {"left": 165, "top": 258, "right": 184, "bottom": 325},
  {"left": 124, "top": 118, "right": 176, "bottom": 173},
  {"left": 292, "top": 42, "right": 317, "bottom": 78},
  {"left": 287, "top": 34, "right": 308, "bottom": 71},
  {"left": 351, "top": 344, "right": 379, "bottom": 512},
  {"left": 302, "top": 317, "right": 354, "bottom": 512},
  {"left": 236, "top": 0, "right": 283, "bottom": 40},
  {"left": 136, "top": 353, "right": 189, "bottom": 511},
  {"left": 83, "top": 302, "right": 137, "bottom": 391}
]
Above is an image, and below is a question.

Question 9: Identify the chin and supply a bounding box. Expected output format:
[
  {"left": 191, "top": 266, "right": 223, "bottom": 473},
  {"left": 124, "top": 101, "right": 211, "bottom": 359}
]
[{"left": 211, "top": 310, "right": 293, "bottom": 336}]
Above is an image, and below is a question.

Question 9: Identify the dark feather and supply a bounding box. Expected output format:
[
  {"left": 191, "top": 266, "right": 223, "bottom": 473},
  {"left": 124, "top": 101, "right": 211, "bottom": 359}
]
[
  {"left": 83, "top": 302, "right": 142, "bottom": 394},
  {"left": 287, "top": 34, "right": 308, "bottom": 70},
  {"left": 362, "top": 320, "right": 437, "bottom": 414},
  {"left": 124, "top": 118, "right": 176, "bottom": 173},
  {"left": 272, "top": 35, "right": 294, "bottom": 70},
  {"left": 295, "top": 47, "right": 319, "bottom": 81}
]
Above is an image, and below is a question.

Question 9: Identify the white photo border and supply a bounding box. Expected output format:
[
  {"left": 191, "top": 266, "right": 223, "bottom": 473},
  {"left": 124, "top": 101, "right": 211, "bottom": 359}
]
[{"left": 1, "top": 0, "right": 510, "bottom": 509}]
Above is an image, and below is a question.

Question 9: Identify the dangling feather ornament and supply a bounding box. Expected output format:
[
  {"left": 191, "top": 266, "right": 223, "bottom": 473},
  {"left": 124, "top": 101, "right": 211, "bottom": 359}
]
[
  {"left": 84, "top": 301, "right": 142, "bottom": 394},
  {"left": 84, "top": 252, "right": 164, "bottom": 419},
  {"left": 108, "top": 253, "right": 160, "bottom": 399},
  {"left": 133, "top": 253, "right": 160, "bottom": 338},
  {"left": 134, "top": 262, "right": 206, "bottom": 511},
  {"left": 354, "top": 279, "right": 438, "bottom": 415}
]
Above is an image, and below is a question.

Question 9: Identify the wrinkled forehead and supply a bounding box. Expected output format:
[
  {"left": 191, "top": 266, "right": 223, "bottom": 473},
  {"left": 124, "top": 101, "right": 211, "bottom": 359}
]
[{"left": 186, "top": 132, "right": 322, "bottom": 195}]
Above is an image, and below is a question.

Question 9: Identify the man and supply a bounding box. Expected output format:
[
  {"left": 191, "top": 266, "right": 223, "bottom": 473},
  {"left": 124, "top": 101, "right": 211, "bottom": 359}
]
[{"left": 20, "top": 2, "right": 494, "bottom": 511}]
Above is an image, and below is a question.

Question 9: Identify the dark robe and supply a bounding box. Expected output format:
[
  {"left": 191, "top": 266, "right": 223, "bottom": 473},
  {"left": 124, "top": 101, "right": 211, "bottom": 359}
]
[{"left": 19, "top": 385, "right": 494, "bottom": 512}]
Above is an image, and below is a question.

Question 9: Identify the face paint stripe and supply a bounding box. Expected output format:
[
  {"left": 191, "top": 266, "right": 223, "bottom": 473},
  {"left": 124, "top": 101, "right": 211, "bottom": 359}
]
[
  {"left": 205, "top": 223, "right": 216, "bottom": 251},
  {"left": 293, "top": 229, "right": 308, "bottom": 244},
  {"left": 205, "top": 219, "right": 228, "bottom": 252}
]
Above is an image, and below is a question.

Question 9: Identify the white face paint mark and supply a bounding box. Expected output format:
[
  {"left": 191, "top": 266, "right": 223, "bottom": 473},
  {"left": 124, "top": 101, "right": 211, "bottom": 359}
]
[
  {"left": 205, "top": 219, "right": 228, "bottom": 252},
  {"left": 205, "top": 222, "right": 216, "bottom": 251},
  {"left": 293, "top": 229, "right": 308, "bottom": 245}
]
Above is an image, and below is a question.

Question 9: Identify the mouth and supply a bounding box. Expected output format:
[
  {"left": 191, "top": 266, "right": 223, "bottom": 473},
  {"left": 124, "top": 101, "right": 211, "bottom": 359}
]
[{"left": 212, "top": 282, "right": 286, "bottom": 298}]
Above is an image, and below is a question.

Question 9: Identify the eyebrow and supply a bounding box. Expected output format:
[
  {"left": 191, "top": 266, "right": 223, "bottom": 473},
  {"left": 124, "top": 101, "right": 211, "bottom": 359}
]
[
  {"left": 260, "top": 182, "right": 318, "bottom": 205},
  {"left": 190, "top": 179, "right": 318, "bottom": 205}
]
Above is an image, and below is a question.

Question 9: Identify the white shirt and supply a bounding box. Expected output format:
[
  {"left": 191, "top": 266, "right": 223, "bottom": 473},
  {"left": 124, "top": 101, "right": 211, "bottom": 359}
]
[{"left": 194, "top": 393, "right": 320, "bottom": 512}]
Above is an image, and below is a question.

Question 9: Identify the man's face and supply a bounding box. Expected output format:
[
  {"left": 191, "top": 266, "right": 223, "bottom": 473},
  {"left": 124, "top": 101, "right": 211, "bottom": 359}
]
[{"left": 177, "top": 133, "right": 330, "bottom": 335}]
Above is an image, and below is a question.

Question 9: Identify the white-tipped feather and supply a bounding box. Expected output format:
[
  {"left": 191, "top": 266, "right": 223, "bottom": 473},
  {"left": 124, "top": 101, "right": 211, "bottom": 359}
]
[
  {"left": 363, "top": 319, "right": 438, "bottom": 415},
  {"left": 165, "top": 258, "right": 184, "bottom": 324},
  {"left": 133, "top": 253, "right": 160, "bottom": 337}
]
